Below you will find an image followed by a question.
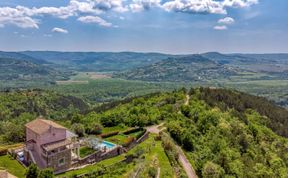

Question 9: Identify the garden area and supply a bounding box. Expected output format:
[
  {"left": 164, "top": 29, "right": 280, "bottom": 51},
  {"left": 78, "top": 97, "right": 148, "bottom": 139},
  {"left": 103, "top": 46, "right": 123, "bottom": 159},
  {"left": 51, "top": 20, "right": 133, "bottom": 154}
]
[
  {"left": 0, "top": 155, "right": 26, "bottom": 178},
  {"left": 58, "top": 134, "right": 175, "bottom": 178},
  {"left": 99, "top": 127, "right": 146, "bottom": 147},
  {"left": 76, "top": 126, "right": 147, "bottom": 159},
  {"left": 79, "top": 146, "right": 95, "bottom": 158}
]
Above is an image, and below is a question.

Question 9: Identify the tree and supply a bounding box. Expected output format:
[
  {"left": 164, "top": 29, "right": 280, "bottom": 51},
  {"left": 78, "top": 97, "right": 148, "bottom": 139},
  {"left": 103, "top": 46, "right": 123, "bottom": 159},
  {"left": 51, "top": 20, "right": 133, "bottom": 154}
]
[
  {"left": 148, "top": 167, "right": 157, "bottom": 178},
  {"left": 26, "top": 164, "right": 39, "bottom": 178},
  {"left": 38, "top": 168, "right": 54, "bottom": 178},
  {"left": 72, "top": 123, "right": 85, "bottom": 137},
  {"left": 86, "top": 123, "right": 103, "bottom": 135},
  {"left": 202, "top": 161, "right": 225, "bottom": 178}
]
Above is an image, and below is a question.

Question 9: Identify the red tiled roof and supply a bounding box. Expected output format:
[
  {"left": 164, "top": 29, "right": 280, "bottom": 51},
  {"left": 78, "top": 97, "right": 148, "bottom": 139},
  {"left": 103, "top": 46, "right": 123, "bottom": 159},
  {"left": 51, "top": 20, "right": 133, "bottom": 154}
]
[{"left": 25, "top": 117, "right": 67, "bottom": 135}]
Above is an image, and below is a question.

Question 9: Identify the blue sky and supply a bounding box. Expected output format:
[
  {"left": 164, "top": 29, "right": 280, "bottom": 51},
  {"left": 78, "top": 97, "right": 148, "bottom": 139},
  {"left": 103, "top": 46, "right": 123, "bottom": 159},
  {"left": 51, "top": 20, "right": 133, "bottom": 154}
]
[{"left": 0, "top": 0, "right": 287, "bottom": 54}]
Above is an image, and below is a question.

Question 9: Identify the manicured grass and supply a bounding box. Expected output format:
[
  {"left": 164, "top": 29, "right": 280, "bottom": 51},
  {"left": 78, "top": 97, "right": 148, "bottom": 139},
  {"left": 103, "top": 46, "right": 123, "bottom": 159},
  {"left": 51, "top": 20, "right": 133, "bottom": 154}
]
[
  {"left": 0, "top": 155, "right": 26, "bottom": 178},
  {"left": 106, "top": 134, "right": 128, "bottom": 145},
  {"left": 79, "top": 146, "right": 95, "bottom": 158},
  {"left": 126, "top": 130, "right": 143, "bottom": 138}
]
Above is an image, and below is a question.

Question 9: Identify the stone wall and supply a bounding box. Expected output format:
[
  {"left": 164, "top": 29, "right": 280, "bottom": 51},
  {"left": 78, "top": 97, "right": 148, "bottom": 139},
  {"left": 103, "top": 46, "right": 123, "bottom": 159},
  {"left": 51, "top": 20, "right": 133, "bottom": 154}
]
[
  {"left": 99, "top": 146, "right": 123, "bottom": 161},
  {"left": 125, "top": 131, "right": 149, "bottom": 151},
  {"left": 75, "top": 146, "right": 123, "bottom": 167},
  {"left": 48, "top": 149, "right": 72, "bottom": 172},
  {"left": 75, "top": 150, "right": 102, "bottom": 166}
]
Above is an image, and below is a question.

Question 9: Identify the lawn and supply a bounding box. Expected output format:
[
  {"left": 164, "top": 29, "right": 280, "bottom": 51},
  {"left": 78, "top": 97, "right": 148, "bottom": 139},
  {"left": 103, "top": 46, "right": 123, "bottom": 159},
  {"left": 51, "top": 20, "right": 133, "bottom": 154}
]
[
  {"left": 106, "top": 134, "right": 128, "bottom": 145},
  {"left": 126, "top": 130, "right": 143, "bottom": 138},
  {"left": 0, "top": 155, "right": 26, "bottom": 178},
  {"left": 79, "top": 146, "right": 95, "bottom": 158}
]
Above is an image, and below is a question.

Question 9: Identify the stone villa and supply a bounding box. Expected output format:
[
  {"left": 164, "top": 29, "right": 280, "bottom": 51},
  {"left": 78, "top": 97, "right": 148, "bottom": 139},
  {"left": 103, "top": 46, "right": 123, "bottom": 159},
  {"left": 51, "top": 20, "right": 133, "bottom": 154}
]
[
  {"left": 22, "top": 117, "right": 149, "bottom": 174},
  {"left": 24, "top": 117, "right": 80, "bottom": 172}
]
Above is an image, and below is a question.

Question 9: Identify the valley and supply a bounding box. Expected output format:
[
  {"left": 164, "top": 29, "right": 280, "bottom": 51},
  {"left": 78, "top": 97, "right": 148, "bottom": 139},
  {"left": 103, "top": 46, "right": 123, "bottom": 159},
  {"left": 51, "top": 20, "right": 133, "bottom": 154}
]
[{"left": 1, "top": 51, "right": 288, "bottom": 107}]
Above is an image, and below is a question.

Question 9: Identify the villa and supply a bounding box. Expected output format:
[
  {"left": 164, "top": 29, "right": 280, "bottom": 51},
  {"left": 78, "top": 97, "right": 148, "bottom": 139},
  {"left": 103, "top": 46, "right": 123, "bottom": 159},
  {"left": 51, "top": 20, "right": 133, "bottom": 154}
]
[
  {"left": 22, "top": 117, "right": 148, "bottom": 174},
  {"left": 24, "top": 117, "right": 80, "bottom": 172}
]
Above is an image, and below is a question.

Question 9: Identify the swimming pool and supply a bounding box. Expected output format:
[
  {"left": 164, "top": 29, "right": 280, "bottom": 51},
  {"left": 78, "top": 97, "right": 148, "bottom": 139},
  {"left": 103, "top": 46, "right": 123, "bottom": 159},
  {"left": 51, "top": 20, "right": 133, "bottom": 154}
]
[{"left": 100, "top": 141, "right": 116, "bottom": 149}]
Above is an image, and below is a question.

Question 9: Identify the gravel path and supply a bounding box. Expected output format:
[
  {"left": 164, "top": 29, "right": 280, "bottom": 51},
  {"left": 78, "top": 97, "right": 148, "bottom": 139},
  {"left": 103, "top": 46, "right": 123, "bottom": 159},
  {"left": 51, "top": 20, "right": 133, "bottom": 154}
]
[{"left": 146, "top": 122, "right": 197, "bottom": 178}]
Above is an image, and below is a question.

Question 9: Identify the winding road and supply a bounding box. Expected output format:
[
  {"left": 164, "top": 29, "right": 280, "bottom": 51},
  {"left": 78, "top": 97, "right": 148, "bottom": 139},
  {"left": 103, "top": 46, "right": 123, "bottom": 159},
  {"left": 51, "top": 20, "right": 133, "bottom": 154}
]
[{"left": 146, "top": 119, "right": 197, "bottom": 178}]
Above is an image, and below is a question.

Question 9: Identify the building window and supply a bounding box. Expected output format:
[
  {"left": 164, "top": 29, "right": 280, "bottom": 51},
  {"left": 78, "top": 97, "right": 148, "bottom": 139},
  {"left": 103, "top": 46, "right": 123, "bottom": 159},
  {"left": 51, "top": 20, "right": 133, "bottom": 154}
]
[{"left": 58, "top": 158, "right": 65, "bottom": 166}]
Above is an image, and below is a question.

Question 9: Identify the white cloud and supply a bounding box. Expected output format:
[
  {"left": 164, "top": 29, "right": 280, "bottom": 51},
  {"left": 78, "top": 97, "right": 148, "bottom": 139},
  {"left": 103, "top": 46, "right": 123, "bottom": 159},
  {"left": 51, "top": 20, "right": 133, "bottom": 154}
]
[
  {"left": 78, "top": 16, "right": 112, "bottom": 27},
  {"left": 218, "top": 17, "right": 234, "bottom": 24},
  {"left": 0, "top": 0, "right": 127, "bottom": 29},
  {"left": 0, "top": 16, "right": 39, "bottom": 29},
  {"left": 52, "top": 27, "right": 68, "bottom": 34},
  {"left": 93, "top": 0, "right": 128, "bottom": 13},
  {"left": 162, "top": 0, "right": 227, "bottom": 14},
  {"left": 130, "top": 0, "right": 161, "bottom": 12},
  {"left": 161, "top": 0, "right": 258, "bottom": 15},
  {"left": 0, "top": 0, "right": 258, "bottom": 29},
  {"left": 214, "top": 25, "right": 227, "bottom": 30},
  {"left": 222, "top": 0, "right": 258, "bottom": 8}
]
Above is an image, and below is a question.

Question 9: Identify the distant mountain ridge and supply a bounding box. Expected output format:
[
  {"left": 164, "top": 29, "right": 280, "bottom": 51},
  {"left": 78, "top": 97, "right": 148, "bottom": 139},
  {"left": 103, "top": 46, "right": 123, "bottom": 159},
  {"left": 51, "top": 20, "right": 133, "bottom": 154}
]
[
  {"left": 113, "top": 54, "right": 242, "bottom": 82},
  {"left": 0, "top": 57, "right": 71, "bottom": 89},
  {"left": 20, "top": 51, "right": 174, "bottom": 71},
  {"left": 0, "top": 51, "right": 48, "bottom": 64}
]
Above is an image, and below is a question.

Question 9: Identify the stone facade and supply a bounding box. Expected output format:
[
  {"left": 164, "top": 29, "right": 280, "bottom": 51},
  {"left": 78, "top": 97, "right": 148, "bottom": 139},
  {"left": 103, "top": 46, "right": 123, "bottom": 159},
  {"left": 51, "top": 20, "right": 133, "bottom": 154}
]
[
  {"left": 24, "top": 118, "right": 79, "bottom": 172},
  {"left": 47, "top": 149, "right": 72, "bottom": 172}
]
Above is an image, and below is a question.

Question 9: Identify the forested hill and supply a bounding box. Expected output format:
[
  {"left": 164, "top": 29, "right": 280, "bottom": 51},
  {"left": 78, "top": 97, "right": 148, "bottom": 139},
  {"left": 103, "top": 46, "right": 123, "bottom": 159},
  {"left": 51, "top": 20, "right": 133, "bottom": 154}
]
[
  {"left": 0, "top": 89, "right": 88, "bottom": 121},
  {"left": 198, "top": 88, "right": 288, "bottom": 137},
  {"left": 0, "top": 88, "right": 288, "bottom": 176},
  {"left": 0, "top": 57, "right": 71, "bottom": 89},
  {"left": 20, "top": 51, "right": 173, "bottom": 71},
  {"left": 70, "top": 87, "right": 287, "bottom": 177},
  {"left": 113, "top": 54, "right": 241, "bottom": 82}
]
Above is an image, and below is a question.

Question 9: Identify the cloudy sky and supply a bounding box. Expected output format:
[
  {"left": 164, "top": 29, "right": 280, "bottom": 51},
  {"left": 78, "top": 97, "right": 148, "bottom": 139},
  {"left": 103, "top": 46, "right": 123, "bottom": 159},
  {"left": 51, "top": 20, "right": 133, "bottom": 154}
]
[{"left": 0, "top": 0, "right": 287, "bottom": 54}]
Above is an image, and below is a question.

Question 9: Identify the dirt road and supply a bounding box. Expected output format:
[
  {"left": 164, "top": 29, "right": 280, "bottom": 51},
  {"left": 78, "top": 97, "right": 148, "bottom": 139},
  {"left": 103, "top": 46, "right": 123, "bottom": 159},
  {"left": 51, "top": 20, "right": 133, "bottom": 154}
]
[{"left": 146, "top": 123, "right": 197, "bottom": 178}]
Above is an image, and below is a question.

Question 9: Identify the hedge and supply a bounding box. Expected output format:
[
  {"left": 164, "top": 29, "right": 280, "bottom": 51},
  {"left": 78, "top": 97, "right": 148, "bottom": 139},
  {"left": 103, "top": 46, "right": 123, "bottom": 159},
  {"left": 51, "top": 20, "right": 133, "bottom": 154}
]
[
  {"left": 122, "top": 127, "right": 143, "bottom": 135},
  {"left": 100, "top": 131, "right": 119, "bottom": 138}
]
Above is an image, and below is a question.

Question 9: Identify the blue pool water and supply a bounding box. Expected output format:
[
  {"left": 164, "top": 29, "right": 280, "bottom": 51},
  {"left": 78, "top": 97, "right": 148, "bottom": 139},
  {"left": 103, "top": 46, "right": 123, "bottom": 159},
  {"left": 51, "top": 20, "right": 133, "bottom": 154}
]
[{"left": 100, "top": 141, "right": 116, "bottom": 149}]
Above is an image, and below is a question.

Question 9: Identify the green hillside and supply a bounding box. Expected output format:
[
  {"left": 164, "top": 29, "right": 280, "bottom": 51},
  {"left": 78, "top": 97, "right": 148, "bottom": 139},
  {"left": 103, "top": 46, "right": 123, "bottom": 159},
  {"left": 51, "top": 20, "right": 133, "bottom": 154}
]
[
  {"left": 0, "top": 88, "right": 288, "bottom": 177},
  {"left": 0, "top": 58, "right": 71, "bottom": 89},
  {"left": 77, "top": 88, "right": 288, "bottom": 177}
]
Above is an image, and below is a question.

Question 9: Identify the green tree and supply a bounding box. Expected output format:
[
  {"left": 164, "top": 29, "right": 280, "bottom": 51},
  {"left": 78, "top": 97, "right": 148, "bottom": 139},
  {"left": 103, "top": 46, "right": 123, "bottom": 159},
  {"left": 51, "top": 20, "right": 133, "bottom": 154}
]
[
  {"left": 202, "top": 161, "right": 225, "bottom": 178},
  {"left": 38, "top": 168, "right": 54, "bottom": 178},
  {"left": 26, "top": 164, "right": 39, "bottom": 178},
  {"left": 72, "top": 123, "right": 85, "bottom": 137}
]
